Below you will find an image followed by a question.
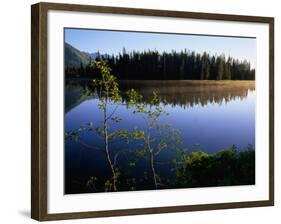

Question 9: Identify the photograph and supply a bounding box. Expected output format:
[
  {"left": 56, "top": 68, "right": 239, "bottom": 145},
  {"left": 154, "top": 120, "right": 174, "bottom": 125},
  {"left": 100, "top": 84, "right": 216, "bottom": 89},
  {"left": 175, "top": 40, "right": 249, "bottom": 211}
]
[{"left": 64, "top": 28, "right": 256, "bottom": 194}]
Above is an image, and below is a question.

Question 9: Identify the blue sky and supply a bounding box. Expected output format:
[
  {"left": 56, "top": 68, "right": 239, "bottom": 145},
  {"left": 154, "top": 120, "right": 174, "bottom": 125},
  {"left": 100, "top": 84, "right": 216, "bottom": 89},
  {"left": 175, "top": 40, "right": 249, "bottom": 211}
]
[{"left": 65, "top": 28, "right": 256, "bottom": 68}]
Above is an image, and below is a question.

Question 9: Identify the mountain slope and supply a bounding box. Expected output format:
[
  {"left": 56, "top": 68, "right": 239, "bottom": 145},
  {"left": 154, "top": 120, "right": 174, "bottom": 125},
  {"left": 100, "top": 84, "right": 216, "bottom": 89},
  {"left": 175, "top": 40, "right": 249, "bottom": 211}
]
[{"left": 64, "top": 42, "right": 94, "bottom": 68}]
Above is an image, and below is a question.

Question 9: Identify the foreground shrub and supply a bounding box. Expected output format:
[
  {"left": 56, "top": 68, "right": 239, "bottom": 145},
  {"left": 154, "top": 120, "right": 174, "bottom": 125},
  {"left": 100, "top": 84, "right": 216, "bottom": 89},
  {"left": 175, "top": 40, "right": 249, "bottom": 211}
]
[{"left": 175, "top": 146, "right": 255, "bottom": 188}]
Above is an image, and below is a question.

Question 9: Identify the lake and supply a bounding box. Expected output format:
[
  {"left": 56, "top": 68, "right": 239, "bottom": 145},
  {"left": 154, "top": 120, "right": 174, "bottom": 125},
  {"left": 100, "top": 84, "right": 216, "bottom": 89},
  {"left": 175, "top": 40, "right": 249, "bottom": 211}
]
[{"left": 65, "top": 79, "right": 255, "bottom": 193}]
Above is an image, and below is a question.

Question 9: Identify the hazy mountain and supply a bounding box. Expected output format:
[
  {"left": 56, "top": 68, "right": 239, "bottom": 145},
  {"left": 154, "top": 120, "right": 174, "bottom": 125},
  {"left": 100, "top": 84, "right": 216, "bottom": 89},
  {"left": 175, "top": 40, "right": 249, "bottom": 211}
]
[
  {"left": 89, "top": 52, "right": 99, "bottom": 59},
  {"left": 64, "top": 42, "right": 98, "bottom": 68}
]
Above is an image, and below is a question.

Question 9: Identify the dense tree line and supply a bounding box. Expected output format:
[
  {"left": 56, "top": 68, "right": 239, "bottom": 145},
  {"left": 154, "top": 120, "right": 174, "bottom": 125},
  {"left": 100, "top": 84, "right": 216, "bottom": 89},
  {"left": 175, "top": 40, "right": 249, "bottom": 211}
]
[{"left": 65, "top": 49, "right": 255, "bottom": 80}]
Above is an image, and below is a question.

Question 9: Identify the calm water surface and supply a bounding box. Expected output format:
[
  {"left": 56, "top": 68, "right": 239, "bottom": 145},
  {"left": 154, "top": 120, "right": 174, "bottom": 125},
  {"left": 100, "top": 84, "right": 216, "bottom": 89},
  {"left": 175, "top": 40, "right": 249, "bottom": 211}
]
[{"left": 65, "top": 79, "right": 255, "bottom": 193}]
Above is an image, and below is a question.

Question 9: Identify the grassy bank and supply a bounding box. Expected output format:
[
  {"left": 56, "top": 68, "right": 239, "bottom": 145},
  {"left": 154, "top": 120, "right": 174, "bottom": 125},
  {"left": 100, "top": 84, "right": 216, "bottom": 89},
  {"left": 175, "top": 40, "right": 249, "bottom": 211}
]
[{"left": 175, "top": 147, "right": 255, "bottom": 188}]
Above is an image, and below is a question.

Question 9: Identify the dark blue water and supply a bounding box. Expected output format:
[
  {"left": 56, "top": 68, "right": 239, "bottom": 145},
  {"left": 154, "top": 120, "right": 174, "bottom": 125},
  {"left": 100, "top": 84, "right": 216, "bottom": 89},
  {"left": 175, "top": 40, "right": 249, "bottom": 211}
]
[{"left": 64, "top": 79, "right": 255, "bottom": 193}]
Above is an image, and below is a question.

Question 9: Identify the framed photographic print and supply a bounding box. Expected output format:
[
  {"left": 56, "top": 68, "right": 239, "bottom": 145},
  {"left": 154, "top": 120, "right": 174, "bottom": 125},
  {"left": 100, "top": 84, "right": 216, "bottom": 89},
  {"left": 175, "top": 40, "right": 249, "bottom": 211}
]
[{"left": 31, "top": 2, "right": 274, "bottom": 221}]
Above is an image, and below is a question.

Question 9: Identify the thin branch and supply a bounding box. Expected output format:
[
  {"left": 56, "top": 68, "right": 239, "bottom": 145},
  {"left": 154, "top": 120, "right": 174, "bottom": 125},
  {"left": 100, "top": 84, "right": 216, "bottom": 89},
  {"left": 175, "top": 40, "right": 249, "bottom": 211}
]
[
  {"left": 113, "top": 149, "right": 129, "bottom": 167},
  {"left": 79, "top": 141, "right": 102, "bottom": 151},
  {"left": 106, "top": 105, "right": 118, "bottom": 121}
]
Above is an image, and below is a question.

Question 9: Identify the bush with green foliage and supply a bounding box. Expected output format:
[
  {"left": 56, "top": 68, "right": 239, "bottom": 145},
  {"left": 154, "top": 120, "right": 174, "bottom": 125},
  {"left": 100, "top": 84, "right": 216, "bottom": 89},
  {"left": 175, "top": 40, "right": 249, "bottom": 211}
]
[{"left": 174, "top": 145, "right": 255, "bottom": 188}]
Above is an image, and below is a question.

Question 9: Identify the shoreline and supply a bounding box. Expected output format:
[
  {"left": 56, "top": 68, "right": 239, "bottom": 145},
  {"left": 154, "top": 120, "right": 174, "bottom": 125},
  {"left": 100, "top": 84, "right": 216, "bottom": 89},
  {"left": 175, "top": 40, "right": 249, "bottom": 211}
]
[{"left": 119, "top": 80, "right": 255, "bottom": 89}]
